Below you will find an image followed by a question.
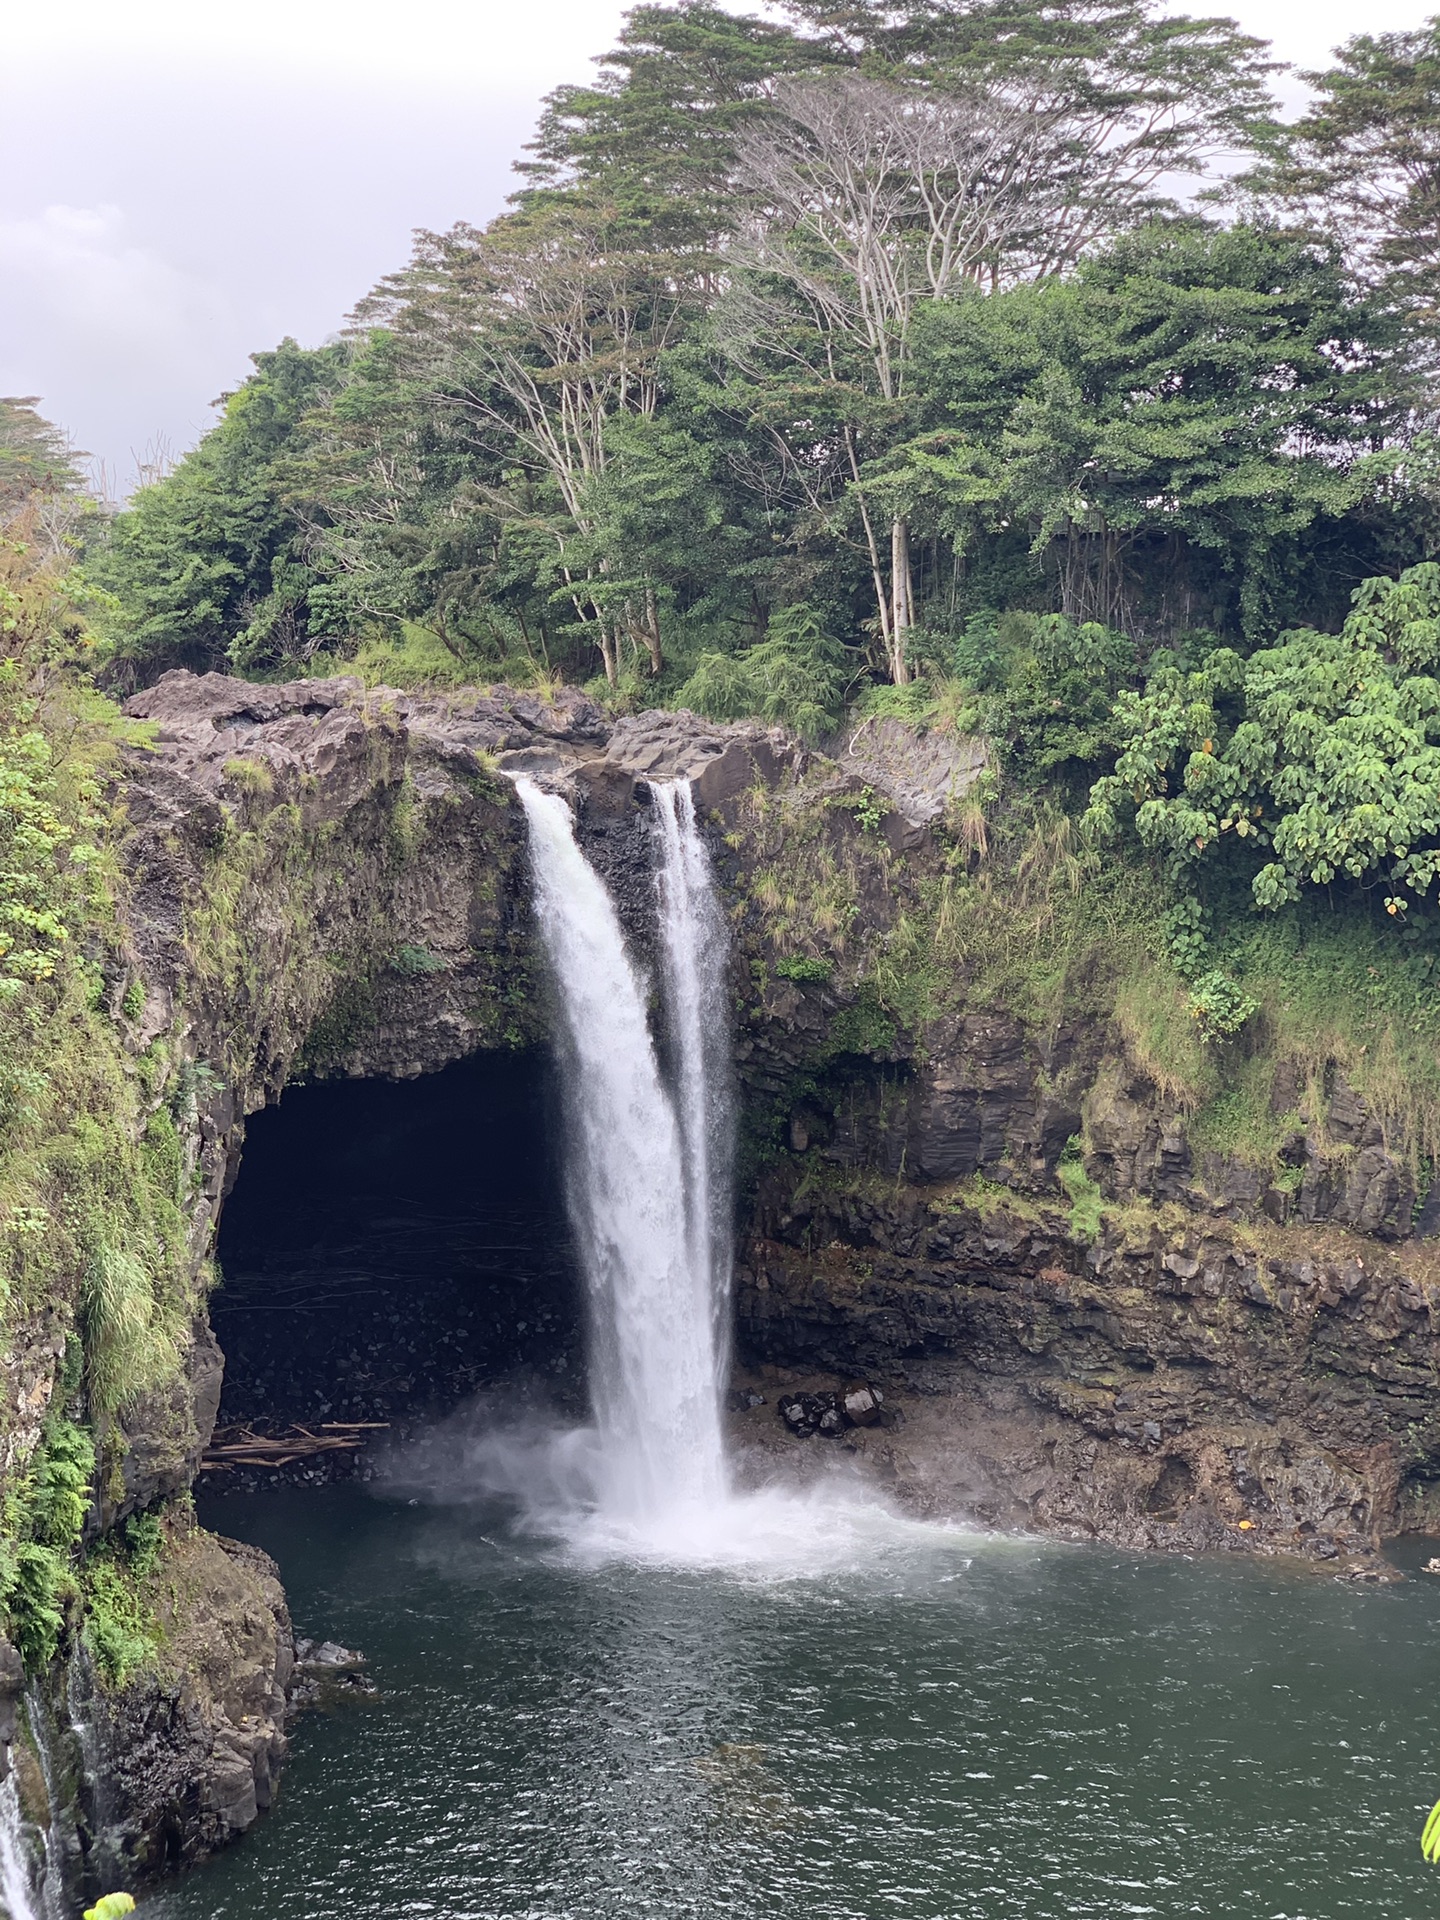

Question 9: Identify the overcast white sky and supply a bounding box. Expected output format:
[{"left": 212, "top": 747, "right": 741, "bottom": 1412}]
[{"left": 1, "top": 0, "right": 1432, "bottom": 489}]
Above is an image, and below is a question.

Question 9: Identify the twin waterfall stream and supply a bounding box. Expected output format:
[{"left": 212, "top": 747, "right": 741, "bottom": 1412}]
[
  {"left": 513, "top": 771, "right": 868, "bottom": 1564},
  {"left": 0, "top": 1780, "right": 40, "bottom": 1920},
  {"left": 517, "top": 776, "right": 736, "bottom": 1550}
]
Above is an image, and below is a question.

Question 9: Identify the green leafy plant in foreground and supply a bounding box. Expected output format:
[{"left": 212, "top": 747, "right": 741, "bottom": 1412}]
[
  {"left": 1087, "top": 564, "right": 1440, "bottom": 916},
  {"left": 84, "top": 1894, "right": 136, "bottom": 1920},
  {"left": 1423, "top": 1797, "right": 1440, "bottom": 1863}
]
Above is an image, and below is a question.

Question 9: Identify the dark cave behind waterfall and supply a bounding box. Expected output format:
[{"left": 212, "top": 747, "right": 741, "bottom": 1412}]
[{"left": 211, "top": 1051, "right": 585, "bottom": 1438}]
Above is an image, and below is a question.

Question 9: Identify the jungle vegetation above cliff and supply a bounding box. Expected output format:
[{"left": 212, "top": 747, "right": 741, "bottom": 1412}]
[
  {"left": 13, "top": 0, "right": 1440, "bottom": 1149},
  {"left": 87, "top": 1, "right": 1440, "bottom": 700}
]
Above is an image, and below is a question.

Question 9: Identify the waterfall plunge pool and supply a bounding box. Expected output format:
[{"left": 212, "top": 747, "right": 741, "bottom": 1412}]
[
  {"left": 145, "top": 780, "right": 1440, "bottom": 1920},
  {"left": 146, "top": 1479, "right": 1440, "bottom": 1920}
]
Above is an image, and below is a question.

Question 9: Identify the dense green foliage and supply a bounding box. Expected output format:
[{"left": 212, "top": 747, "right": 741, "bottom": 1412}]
[
  {"left": 678, "top": 603, "right": 853, "bottom": 740},
  {"left": 81, "top": 1508, "right": 167, "bottom": 1685},
  {"left": 901, "top": 223, "right": 1411, "bottom": 640},
  {"left": 92, "top": 0, "right": 1434, "bottom": 697},
  {"left": 0, "top": 412, "right": 191, "bottom": 1675},
  {"left": 0, "top": 397, "right": 87, "bottom": 511},
  {"left": 95, "top": 341, "right": 349, "bottom": 683},
  {"left": 1088, "top": 564, "right": 1440, "bottom": 914},
  {"left": 74, "top": 0, "right": 1440, "bottom": 1160},
  {"left": 2, "top": 1412, "right": 95, "bottom": 1666}
]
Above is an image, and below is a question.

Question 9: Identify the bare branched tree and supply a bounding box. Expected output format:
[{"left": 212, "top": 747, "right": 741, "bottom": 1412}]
[
  {"left": 734, "top": 75, "right": 1059, "bottom": 680},
  {"left": 130, "top": 434, "right": 178, "bottom": 494},
  {"left": 360, "top": 197, "right": 706, "bottom": 680}
]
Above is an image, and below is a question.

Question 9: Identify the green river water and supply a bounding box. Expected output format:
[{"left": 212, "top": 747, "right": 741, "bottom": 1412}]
[{"left": 142, "top": 1481, "right": 1440, "bottom": 1920}]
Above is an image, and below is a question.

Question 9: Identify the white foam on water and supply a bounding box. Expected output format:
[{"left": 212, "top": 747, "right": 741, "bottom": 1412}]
[{"left": 382, "top": 1395, "right": 988, "bottom": 1580}]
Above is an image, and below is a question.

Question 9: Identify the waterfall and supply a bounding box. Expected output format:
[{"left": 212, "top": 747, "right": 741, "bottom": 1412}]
[
  {"left": 651, "top": 780, "right": 734, "bottom": 1382},
  {"left": 23, "top": 1690, "right": 72, "bottom": 1920},
  {"left": 516, "top": 778, "right": 730, "bottom": 1543},
  {"left": 0, "top": 1775, "right": 39, "bottom": 1920},
  {"left": 404, "top": 768, "right": 907, "bottom": 1568}
]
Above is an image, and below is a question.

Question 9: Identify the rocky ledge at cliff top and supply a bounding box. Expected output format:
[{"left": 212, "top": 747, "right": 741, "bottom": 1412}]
[{"left": 122, "top": 671, "right": 984, "bottom": 832}]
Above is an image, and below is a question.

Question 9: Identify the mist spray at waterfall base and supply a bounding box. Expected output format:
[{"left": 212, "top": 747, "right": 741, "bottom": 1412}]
[
  {"left": 378, "top": 1390, "right": 964, "bottom": 1575},
  {"left": 384, "top": 776, "right": 947, "bottom": 1575}
]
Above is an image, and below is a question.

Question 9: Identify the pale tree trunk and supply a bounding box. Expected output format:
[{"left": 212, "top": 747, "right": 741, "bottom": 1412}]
[
  {"left": 644, "top": 584, "right": 664, "bottom": 676},
  {"left": 844, "top": 425, "right": 894, "bottom": 668},
  {"left": 568, "top": 580, "right": 619, "bottom": 684},
  {"left": 889, "top": 515, "right": 913, "bottom": 685},
  {"left": 596, "top": 624, "right": 619, "bottom": 685}
]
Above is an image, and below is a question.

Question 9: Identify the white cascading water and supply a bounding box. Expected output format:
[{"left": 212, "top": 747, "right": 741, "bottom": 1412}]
[
  {"left": 0, "top": 1775, "right": 40, "bottom": 1920},
  {"left": 516, "top": 777, "right": 730, "bottom": 1544},
  {"left": 651, "top": 780, "right": 734, "bottom": 1387},
  {"left": 452, "top": 769, "right": 937, "bottom": 1569}
]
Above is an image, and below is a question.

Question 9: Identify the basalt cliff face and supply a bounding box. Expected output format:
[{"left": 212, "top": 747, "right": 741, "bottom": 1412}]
[{"left": 3, "top": 669, "right": 1439, "bottom": 1899}]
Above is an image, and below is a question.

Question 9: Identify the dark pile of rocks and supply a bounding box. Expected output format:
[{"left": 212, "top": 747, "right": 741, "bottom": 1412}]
[
  {"left": 288, "top": 1637, "right": 376, "bottom": 1709},
  {"left": 776, "top": 1381, "right": 897, "bottom": 1438}
]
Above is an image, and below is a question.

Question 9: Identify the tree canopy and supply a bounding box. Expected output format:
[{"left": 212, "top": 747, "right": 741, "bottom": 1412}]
[
  {"left": 85, "top": 0, "right": 1440, "bottom": 963},
  {"left": 1239, "top": 16, "right": 1440, "bottom": 319}
]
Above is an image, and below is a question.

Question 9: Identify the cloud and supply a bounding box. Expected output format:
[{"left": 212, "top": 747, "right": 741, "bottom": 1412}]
[
  {"left": 0, "top": 204, "right": 231, "bottom": 362},
  {"left": 8, "top": 0, "right": 630, "bottom": 86},
  {"left": 0, "top": 202, "right": 246, "bottom": 483},
  {"left": 0, "top": 66, "right": 551, "bottom": 482}
]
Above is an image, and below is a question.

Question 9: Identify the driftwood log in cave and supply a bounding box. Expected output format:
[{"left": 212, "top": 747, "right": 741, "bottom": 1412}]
[{"left": 200, "top": 1422, "right": 390, "bottom": 1471}]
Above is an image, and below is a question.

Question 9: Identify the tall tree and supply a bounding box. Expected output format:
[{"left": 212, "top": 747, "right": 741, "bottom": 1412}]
[
  {"left": 714, "top": 2, "right": 1276, "bottom": 681},
  {"left": 779, "top": 0, "right": 1279, "bottom": 237},
  {"left": 522, "top": 1, "right": 815, "bottom": 235},
  {"left": 361, "top": 192, "right": 712, "bottom": 679},
  {"left": 1238, "top": 19, "right": 1440, "bottom": 320},
  {"left": 0, "top": 398, "right": 86, "bottom": 513},
  {"left": 731, "top": 74, "right": 1060, "bottom": 678}
]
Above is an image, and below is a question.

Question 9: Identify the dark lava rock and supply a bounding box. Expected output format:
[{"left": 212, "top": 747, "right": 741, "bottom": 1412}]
[
  {"left": 780, "top": 1385, "right": 887, "bottom": 1437},
  {"left": 294, "top": 1637, "right": 365, "bottom": 1671},
  {"left": 841, "top": 1382, "right": 884, "bottom": 1427},
  {"left": 778, "top": 1393, "right": 823, "bottom": 1436},
  {"left": 289, "top": 1638, "right": 376, "bottom": 1708},
  {"left": 0, "top": 1636, "right": 21, "bottom": 1782},
  {"left": 726, "top": 1388, "right": 767, "bottom": 1412}
]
